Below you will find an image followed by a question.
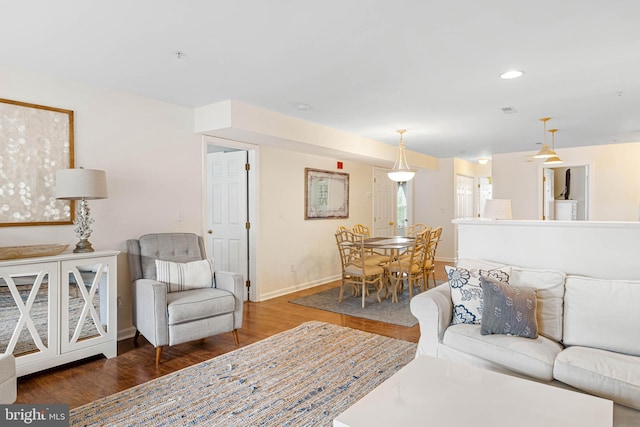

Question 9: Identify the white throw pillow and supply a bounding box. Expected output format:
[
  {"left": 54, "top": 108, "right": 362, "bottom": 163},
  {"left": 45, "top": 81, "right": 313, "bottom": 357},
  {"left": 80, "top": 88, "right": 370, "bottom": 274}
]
[
  {"left": 445, "top": 265, "right": 511, "bottom": 325},
  {"left": 155, "top": 258, "right": 214, "bottom": 292}
]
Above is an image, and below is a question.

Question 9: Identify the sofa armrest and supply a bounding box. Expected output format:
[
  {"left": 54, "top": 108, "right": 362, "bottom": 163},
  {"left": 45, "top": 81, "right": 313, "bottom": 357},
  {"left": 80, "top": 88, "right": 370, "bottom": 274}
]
[
  {"left": 409, "top": 283, "right": 453, "bottom": 357},
  {"left": 214, "top": 271, "right": 244, "bottom": 329},
  {"left": 132, "top": 279, "right": 169, "bottom": 347}
]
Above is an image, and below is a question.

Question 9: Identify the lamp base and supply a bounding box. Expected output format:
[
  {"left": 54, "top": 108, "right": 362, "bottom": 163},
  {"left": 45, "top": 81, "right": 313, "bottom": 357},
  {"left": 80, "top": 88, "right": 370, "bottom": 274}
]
[{"left": 73, "top": 239, "right": 94, "bottom": 253}]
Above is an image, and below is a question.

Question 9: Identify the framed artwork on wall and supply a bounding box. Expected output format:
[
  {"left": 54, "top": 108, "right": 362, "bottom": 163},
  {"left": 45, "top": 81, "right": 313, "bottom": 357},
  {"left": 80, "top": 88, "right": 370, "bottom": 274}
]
[
  {"left": 0, "top": 98, "right": 75, "bottom": 226},
  {"left": 305, "top": 168, "right": 349, "bottom": 219}
]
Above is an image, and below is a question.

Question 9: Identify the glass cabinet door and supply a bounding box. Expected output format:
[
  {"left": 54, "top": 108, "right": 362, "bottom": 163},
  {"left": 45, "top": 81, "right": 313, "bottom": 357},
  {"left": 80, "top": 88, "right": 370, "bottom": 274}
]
[
  {"left": 0, "top": 263, "right": 58, "bottom": 360},
  {"left": 60, "top": 256, "right": 115, "bottom": 353}
]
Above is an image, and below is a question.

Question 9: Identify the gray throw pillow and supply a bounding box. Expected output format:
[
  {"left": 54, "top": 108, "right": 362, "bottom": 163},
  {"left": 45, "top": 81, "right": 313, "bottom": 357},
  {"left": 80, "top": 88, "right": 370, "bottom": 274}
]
[
  {"left": 445, "top": 265, "right": 511, "bottom": 325},
  {"left": 480, "top": 276, "right": 538, "bottom": 338}
]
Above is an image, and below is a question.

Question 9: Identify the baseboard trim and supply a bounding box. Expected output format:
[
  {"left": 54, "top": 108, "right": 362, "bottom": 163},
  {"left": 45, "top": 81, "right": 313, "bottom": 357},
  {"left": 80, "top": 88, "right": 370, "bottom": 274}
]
[
  {"left": 117, "top": 326, "right": 137, "bottom": 342},
  {"left": 257, "top": 275, "right": 341, "bottom": 302}
]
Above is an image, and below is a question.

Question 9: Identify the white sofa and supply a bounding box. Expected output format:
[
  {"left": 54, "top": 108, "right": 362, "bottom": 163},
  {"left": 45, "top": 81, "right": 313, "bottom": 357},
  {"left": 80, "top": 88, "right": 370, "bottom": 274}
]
[{"left": 410, "top": 259, "right": 640, "bottom": 427}]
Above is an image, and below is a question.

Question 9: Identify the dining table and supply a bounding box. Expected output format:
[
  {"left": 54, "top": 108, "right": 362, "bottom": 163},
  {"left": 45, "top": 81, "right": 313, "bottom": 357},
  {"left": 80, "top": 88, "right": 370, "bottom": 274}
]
[
  {"left": 362, "top": 236, "right": 415, "bottom": 302},
  {"left": 362, "top": 236, "right": 415, "bottom": 251}
]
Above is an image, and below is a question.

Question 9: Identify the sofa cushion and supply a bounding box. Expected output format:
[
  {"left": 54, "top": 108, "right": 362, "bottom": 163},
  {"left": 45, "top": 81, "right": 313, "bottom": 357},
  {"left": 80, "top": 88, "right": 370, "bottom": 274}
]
[
  {"left": 445, "top": 265, "right": 511, "bottom": 325},
  {"left": 443, "top": 324, "right": 563, "bottom": 381},
  {"left": 563, "top": 276, "right": 640, "bottom": 356},
  {"left": 510, "top": 267, "right": 565, "bottom": 342},
  {"left": 554, "top": 346, "right": 640, "bottom": 410},
  {"left": 480, "top": 277, "right": 538, "bottom": 338},
  {"left": 167, "top": 288, "right": 235, "bottom": 325},
  {"left": 156, "top": 258, "right": 215, "bottom": 293}
]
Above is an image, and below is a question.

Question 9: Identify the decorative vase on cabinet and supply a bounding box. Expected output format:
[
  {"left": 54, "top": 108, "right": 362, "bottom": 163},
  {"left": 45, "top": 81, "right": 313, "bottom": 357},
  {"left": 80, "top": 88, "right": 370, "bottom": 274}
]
[{"left": 0, "top": 250, "right": 119, "bottom": 376}]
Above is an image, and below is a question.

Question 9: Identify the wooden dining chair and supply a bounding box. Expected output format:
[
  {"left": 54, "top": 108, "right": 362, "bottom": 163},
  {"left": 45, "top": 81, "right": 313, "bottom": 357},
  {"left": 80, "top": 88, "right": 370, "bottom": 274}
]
[
  {"left": 423, "top": 226, "right": 443, "bottom": 290},
  {"left": 335, "top": 229, "right": 385, "bottom": 308},
  {"left": 384, "top": 229, "right": 430, "bottom": 302},
  {"left": 406, "top": 223, "right": 428, "bottom": 237},
  {"left": 351, "top": 223, "right": 388, "bottom": 266}
]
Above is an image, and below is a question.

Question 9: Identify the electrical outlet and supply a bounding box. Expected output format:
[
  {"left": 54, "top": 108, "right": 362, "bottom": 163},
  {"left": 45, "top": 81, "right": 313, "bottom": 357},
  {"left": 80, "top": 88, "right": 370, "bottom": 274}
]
[{"left": 290, "top": 264, "right": 295, "bottom": 272}]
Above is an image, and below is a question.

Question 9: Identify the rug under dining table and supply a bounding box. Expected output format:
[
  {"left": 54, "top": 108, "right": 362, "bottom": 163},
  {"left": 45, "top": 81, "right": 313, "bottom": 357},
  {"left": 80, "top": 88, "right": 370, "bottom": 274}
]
[
  {"left": 70, "top": 321, "right": 417, "bottom": 426},
  {"left": 289, "top": 282, "right": 444, "bottom": 327}
]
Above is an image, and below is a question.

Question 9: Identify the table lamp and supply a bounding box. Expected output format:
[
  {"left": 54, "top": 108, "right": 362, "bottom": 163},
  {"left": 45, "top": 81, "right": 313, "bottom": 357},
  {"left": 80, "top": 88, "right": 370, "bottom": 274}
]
[
  {"left": 55, "top": 168, "right": 108, "bottom": 253},
  {"left": 483, "top": 199, "right": 513, "bottom": 220}
]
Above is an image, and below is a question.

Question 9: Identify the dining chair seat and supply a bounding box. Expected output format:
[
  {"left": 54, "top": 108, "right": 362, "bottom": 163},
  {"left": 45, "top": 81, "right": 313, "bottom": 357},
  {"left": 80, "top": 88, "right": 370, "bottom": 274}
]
[
  {"left": 345, "top": 263, "right": 384, "bottom": 277},
  {"left": 363, "top": 254, "right": 389, "bottom": 266}
]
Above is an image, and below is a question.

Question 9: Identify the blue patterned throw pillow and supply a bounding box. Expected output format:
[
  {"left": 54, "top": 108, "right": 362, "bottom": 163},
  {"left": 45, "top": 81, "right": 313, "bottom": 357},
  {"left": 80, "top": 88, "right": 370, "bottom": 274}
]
[
  {"left": 480, "top": 276, "right": 538, "bottom": 338},
  {"left": 445, "top": 265, "right": 511, "bottom": 325}
]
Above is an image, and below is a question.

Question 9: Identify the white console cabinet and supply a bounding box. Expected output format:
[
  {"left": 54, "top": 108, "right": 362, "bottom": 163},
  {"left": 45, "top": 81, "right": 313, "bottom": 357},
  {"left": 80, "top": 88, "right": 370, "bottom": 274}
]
[
  {"left": 0, "top": 250, "right": 119, "bottom": 376},
  {"left": 554, "top": 200, "right": 578, "bottom": 220}
]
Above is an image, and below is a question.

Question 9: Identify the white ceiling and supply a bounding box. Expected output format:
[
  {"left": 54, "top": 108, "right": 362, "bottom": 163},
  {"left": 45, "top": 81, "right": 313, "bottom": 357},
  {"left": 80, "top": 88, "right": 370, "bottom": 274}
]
[{"left": 2, "top": 0, "right": 640, "bottom": 161}]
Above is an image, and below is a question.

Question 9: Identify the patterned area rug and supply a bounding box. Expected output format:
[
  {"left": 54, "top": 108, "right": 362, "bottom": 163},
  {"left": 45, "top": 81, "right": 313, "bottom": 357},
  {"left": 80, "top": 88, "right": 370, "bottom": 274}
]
[
  {"left": 70, "top": 321, "right": 417, "bottom": 426},
  {"left": 289, "top": 283, "right": 443, "bottom": 327}
]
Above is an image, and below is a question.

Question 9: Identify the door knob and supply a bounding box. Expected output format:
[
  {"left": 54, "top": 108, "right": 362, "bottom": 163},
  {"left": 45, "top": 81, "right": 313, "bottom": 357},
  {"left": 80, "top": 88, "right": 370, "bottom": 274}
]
[
  {"left": 207, "top": 230, "right": 213, "bottom": 234},
  {"left": 389, "top": 222, "right": 394, "bottom": 226}
]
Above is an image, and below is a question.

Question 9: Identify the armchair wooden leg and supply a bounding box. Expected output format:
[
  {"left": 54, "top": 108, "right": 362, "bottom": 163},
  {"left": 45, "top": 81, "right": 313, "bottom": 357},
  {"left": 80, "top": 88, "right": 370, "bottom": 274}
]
[
  {"left": 133, "top": 330, "right": 140, "bottom": 344},
  {"left": 232, "top": 329, "right": 240, "bottom": 346},
  {"left": 155, "top": 346, "right": 163, "bottom": 365}
]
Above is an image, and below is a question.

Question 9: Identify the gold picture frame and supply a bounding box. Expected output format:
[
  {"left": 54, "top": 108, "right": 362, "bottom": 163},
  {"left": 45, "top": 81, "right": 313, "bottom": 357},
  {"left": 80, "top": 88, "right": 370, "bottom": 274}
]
[
  {"left": 305, "top": 168, "right": 349, "bottom": 220},
  {"left": 0, "top": 98, "right": 74, "bottom": 226}
]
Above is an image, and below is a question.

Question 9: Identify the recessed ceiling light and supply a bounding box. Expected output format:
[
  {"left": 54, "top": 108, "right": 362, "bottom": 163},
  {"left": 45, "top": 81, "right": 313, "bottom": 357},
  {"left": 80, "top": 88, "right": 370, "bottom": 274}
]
[
  {"left": 500, "top": 70, "right": 524, "bottom": 79},
  {"left": 291, "top": 102, "right": 310, "bottom": 111}
]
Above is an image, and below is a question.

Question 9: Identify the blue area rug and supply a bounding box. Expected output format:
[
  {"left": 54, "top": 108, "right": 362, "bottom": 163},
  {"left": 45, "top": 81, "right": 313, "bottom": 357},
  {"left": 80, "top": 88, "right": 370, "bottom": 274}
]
[{"left": 289, "top": 283, "right": 443, "bottom": 327}]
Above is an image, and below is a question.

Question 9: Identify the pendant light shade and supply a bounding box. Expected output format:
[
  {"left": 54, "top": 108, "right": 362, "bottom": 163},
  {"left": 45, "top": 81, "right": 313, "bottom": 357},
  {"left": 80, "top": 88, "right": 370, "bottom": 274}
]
[
  {"left": 533, "top": 117, "right": 557, "bottom": 159},
  {"left": 388, "top": 129, "right": 416, "bottom": 182},
  {"left": 544, "top": 129, "right": 563, "bottom": 165}
]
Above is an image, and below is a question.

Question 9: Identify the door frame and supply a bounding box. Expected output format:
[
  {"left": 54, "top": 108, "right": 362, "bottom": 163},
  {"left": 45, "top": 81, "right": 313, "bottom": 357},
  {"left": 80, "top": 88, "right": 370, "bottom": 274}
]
[
  {"left": 537, "top": 161, "right": 592, "bottom": 221},
  {"left": 202, "top": 135, "right": 259, "bottom": 301}
]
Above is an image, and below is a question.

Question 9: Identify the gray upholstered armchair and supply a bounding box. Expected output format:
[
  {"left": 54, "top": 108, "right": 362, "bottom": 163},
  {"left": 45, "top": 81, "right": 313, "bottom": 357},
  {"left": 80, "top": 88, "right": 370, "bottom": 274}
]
[{"left": 127, "top": 233, "right": 244, "bottom": 364}]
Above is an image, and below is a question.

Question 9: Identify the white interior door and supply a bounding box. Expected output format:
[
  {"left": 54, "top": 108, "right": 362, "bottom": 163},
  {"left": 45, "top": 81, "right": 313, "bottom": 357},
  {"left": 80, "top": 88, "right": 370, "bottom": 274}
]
[
  {"left": 373, "top": 168, "right": 397, "bottom": 237},
  {"left": 456, "top": 174, "right": 475, "bottom": 218},
  {"left": 207, "top": 151, "right": 248, "bottom": 286}
]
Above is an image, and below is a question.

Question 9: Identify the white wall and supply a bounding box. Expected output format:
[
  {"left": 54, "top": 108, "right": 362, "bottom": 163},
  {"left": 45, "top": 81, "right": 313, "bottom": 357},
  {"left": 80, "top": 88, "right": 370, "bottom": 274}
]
[
  {"left": 492, "top": 142, "right": 640, "bottom": 221},
  {"left": 413, "top": 158, "right": 489, "bottom": 262},
  {"left": 413, "top": 159, "right": 454, "bottom": 262},
  {"left": 256, "top": 146, "right": 374, "bottom": 299},
  {"left": 0, "top": 66, "right": 202, "bottom": 337}
]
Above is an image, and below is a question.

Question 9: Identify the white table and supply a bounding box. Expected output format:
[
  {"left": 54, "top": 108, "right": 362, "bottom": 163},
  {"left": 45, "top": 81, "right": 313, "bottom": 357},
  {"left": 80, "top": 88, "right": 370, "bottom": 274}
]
[{"left": 334, "top": 355, "right": 613, "bottom": 427}]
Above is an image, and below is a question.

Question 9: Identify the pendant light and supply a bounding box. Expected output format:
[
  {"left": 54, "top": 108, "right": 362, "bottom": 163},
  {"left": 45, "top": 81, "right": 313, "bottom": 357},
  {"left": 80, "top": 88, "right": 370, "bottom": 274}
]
[
  {"left": 533, "top": 117, "right": 556, "bottom": 159},
  {"left": 544, "top": 129, "right": 563, "bottom": 165},
  {"left": 387, "top": 129, "right": 416, "bottom": 182}
]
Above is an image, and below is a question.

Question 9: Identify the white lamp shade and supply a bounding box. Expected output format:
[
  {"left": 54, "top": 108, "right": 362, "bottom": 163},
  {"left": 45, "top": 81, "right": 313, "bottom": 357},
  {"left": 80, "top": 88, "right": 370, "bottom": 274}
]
[
  {"left": 388, "top": 169, "right": 416, "bottom": 182},
  {"left": 483, "top": 199, "right": 512, "bottom": 220},
  {"left": 55, "top": 169, "right": 108, "bottom": 200},
  {"left": 387, "top": 139, "right": 416, "bottom": 182}
]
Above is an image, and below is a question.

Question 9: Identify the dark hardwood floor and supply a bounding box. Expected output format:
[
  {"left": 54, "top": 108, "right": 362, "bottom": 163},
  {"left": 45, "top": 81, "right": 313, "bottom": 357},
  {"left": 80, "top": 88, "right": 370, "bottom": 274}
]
[{"left": 15, "top": 262, "right": 448, "bottom": 409}]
